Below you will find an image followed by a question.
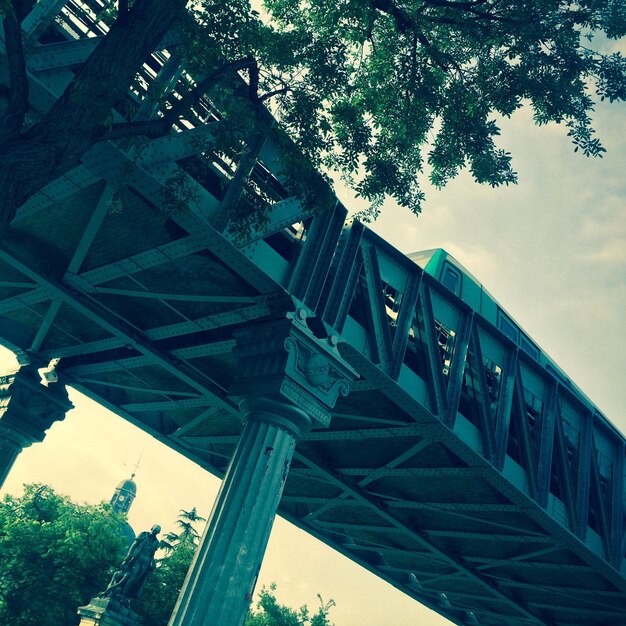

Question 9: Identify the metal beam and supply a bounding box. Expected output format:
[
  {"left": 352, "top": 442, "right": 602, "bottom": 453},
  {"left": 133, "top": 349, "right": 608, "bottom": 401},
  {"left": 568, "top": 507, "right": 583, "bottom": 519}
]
[
  {"left": 575, "top": 411, "right": 593, "bottom": 541},
  {"left": 416, "top": 284, "right": 450, "bottom": 418},
  {"left": 294, "top": 451, "right": 544, "bottom": 625},
  {"left": 22, "top": 0, "right": 69, "bottom": 41},
  {"left": 65, "top": 185, "right": 115, "bottom": 276},
  {"left": 67, "top": 233, "right": 217, "bottom": 287},
  {"left": 445, "top": 309, "right": 473, "bottom": 428},
  {"left": 422, "top": 530, "right": 553, "bottom": 544},
  {"left": 136, "top": 123, "right": 220, "bottom": 168},
  {"left": 121, "top": 397, "right": 214, "bottom": 413},
  {"left": 536, "top": 381, "right": 558, "bottom": 507},
  {"left": 357, "top": 439, "right": 431, "bottom": 488},
  {"left": 389, "top": 271, "right": 421, "bottom": 381},
  {"left": 361, "top": 243, "right": 394, "bottom": 372},
  {"left": 80, "top": 140, "right": 281, "bottom": 295},
  {"left": 374, "top": 498, "right": 545, "bottom": 537},
  {"left": 0, "top": 281, "right": 37, "bottom": 289},
  {"left": 171, "top": 408, "right": 220, "bottom": 437},
  {"left": 76, "top": 377, "right": 202, "bottom": 399},
  {"left": 553, "top": 399, "right": 578, "bottom": 533},
  {"left": 27, "top": 36, "right": 102, "bottom": 72},
  {"left": 30, "top": 300, "right": 62, "bottom": 351},
  {"left": 512, "top": 362, "right": 539, "bottom": 500},
  {"left": 185, "top": 424, "right": 429, "bottom": 448},
  {"left": 329, "top": 411, "right": 411, "bottom": 427},
  {"left": 0, "top": 247, "right": 234, "bottom": 414},
  {"left": 145, "top": 304, "right": 272, "bottom": 340},
  {"left": 384, "top": 501, "right": 523, "bottom": 512},
  {"left": 334, "top": 467, "right": 479, "bottom": 478},
  {"left": 466, "top": 323, "right": 497, "bottom": 462},
  {"left": 84, "top": 286, "right": 257, "bottom": 304},
  {"left": 14, "top": 167, "right": 100, "bottom": 222},
  {"left": 468, "top": 558, "right": 592, "bottom": 573},
  {"left": 0, "top": 287, "right": 50, "bottom": 314},
  {"left": 494, "top": 347, "right": 517, "bottom": 469},
  {"left": 490, "top": 576, "right": 626, "bottom": 602}
]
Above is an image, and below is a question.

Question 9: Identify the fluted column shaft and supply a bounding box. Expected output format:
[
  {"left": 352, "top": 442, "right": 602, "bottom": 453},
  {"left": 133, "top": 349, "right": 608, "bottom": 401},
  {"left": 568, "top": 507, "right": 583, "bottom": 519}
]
[
  {"left": 0, "top": 430, "right": 22, "bottom": 487},
  {"left": 169, "top": 397, "right": 311, "bottom": 626}
]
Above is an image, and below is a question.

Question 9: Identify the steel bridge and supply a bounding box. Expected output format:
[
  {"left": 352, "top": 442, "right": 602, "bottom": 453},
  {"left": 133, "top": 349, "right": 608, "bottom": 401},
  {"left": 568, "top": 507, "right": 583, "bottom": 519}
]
[{"left": 0, "top": 2, "right": 625, "bottom": 625}]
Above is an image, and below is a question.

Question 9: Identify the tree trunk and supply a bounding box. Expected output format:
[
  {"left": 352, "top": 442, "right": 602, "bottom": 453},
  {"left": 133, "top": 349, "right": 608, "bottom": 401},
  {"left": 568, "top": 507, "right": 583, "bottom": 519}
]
[{"left": 0, "top": 0, "right": 187, "bottom": 235}]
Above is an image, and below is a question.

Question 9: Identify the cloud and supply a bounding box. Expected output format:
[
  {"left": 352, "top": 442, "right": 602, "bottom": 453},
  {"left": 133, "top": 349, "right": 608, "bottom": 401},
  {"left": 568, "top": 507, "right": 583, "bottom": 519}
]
[
  {"left": 585, "top": 238, "right": 626, "bottom": 265},
  {"left": 578, "top": 195, "right": 626, "bottom": 267},
  {"left": 438, "top": 241, "right": 499, "bottom": 281}
]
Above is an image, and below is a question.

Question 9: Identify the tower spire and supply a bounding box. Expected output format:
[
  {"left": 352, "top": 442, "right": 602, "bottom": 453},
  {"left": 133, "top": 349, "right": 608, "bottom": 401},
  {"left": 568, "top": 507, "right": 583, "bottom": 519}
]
[{"left": 130, "top": 449, "right": 144, "bottom": 479}]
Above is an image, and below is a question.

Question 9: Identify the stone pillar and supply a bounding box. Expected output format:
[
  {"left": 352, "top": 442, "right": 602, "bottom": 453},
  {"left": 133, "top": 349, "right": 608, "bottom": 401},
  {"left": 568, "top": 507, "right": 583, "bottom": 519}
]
[
  {"left": 77, "top": 597, "right": 142, "bottom": 626},
  {"left": 169, "top": 315, "right": 355, "bottom": 626},
  {"left": 0, "top": 364, "right": 73, "bottom": 488}
]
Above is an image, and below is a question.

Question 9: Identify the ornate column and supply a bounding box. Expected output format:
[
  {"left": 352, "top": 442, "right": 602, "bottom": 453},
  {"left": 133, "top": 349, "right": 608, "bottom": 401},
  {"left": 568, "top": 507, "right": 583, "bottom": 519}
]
[
  {"left": 169, "top": 314, "right": 354, "bottom": 626},
  {"left": 0, "top": 363, "right": 73, "bottom": 487}
]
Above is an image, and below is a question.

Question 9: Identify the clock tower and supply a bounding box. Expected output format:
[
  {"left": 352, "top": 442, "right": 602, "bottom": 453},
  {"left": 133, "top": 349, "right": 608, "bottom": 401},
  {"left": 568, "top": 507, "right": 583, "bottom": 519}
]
[{"left": 110, "top": 473, "right": 137, "bottom": 514}]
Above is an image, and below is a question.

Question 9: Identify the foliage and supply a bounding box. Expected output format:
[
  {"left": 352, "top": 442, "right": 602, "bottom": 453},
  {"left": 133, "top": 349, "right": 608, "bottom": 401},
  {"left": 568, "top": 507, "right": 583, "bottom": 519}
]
[
  {"left": 133, "top": 508, "right": 205, "bottom": 626},
  {"left": 132, "top": 538, "right": 197, "bottom": 625},
  {"left": 0, "top": 484, "right": 127, "bottom": 626},
  {"left": 161, "top": 506, "right": 206, "bottom": 551},
  {"left": 245, "top": 584, "right": 335, "bottom": 626},
  {"left": 133, "top": 509, "right": 334, "bottom": 626},
  {"left": 180, "top": 0, "right": 626, "bottom": 218},
  {"left": 0, "top": 0, "right": 625, "bottom": 231}
]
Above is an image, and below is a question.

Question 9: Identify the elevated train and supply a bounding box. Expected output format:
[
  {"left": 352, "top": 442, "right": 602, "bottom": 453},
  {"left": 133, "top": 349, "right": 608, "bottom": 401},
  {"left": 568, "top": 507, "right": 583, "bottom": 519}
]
[{"left": 406, "top": 248, "right": 622, "bottom": 560}]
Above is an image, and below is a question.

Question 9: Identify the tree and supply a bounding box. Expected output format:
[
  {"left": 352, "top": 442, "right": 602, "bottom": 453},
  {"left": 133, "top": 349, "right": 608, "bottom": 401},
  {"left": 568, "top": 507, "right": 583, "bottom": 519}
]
[
  {"left": 0, "top": 0, "right": 624, "bottom": 232},
  {"left": 134, "top": 510, "right": 334, "bottom": 626},
  {"left": 0, "top": 484, "right": 128, "bottom": 626},
  {"left": 245, "top": 584, "right": 335, "bottom": 626},
  {"left": 161, "top": 507, "right": 206, "bottom": 551}
]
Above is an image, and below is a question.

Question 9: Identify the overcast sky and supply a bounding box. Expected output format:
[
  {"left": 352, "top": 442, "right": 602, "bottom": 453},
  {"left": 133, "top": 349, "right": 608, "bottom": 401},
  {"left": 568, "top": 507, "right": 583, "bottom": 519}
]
[{"left": 1, "top": 78, "right": 625, "bottom": 625}]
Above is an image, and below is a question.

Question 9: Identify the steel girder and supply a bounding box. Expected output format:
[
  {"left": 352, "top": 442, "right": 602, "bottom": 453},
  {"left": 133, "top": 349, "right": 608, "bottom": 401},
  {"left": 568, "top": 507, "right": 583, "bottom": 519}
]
[{"left": 0, "top": 3, "right": 625, "bottom": 625}]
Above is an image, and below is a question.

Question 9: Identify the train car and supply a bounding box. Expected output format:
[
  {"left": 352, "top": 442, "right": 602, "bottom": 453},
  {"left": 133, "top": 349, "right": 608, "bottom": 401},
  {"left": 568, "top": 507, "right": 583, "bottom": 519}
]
[
  {"left": 408, "top": 248, "right": 588, "bottom": 406},
  {"left": 407, "top": 248, "right": 622, "bottom": 551}
]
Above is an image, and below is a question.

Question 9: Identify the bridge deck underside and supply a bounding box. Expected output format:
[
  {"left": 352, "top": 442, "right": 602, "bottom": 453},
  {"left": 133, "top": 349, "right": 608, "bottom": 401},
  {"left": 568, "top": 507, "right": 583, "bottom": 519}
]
[{"left": 1, "top": 180, "right": 624, "bottom": 626}]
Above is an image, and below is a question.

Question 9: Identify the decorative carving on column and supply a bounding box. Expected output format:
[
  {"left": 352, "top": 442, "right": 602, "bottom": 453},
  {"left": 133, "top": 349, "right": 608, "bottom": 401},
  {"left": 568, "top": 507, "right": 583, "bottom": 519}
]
[
  {"left": 0, "top": 363, "right": 73, "bottom": 485},
  {"left": 230, "top": 311, "right": 355, "bottom": 427}
]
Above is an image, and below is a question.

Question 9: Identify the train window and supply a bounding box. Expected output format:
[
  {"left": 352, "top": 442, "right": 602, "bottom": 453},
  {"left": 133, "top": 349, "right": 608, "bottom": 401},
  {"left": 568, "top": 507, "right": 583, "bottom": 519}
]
[
  {"left": 498, "top": 311, "right": 519, "bottom": 343},
  {"left": 441, "top": 263, "right": 462, "bottom": 297},
  {"left": 521, "top": 335, "right": 539, "bottom": 360}
]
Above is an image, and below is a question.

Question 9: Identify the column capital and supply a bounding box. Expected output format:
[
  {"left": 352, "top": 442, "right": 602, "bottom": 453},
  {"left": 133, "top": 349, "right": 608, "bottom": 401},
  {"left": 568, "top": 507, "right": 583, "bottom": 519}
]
[
  {"left": 0, "top": 364, "right": 73, "bottom": 449},
  {"left": 239, "top": 396, "right": 312, "bottom": 440},
  {"left": 229, "top": 315, "right": 356, "bottom": 428}
]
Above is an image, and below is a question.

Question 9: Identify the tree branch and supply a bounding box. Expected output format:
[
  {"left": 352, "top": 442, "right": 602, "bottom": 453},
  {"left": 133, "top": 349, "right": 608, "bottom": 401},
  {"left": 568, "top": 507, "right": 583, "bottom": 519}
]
[
  {"left": 421, "top": 0, "right": 517, "bottom": 23},
  {"left": 103, "top": 57, "right": 263, "bottom": 142},
  {"left": 162, "top": 56, "right": 259, "bottom": 126},
  {"left": 371, "top": 0, "right": 413, "bottom": 33},
  {"left": 14, "top": 0, "right": 36, "bottom": 22},
  {"left": 259, "top": 86, "right": 293, "bottom": 103},
  {"left": 0, "top": 0, "right": 188, "bottom": 233},
  {"left": 370, "top": 0, "right": 456, "bottom": 71},
  {"left": 0, "top": 1, "right": 29, "bottom": 145}
]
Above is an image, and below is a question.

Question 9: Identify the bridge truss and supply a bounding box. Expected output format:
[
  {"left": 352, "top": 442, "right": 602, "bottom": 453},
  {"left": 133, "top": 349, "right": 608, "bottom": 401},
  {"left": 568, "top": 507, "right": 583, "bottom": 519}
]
[{"left": 0, "top": 2, "right": 625, "bottom": 625}]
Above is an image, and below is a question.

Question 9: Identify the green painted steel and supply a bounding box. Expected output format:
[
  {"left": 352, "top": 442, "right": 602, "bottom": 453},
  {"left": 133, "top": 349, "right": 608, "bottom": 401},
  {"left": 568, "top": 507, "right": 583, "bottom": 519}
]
[{"left": 0, "top": 3, "right": 624, "bottom": 625}]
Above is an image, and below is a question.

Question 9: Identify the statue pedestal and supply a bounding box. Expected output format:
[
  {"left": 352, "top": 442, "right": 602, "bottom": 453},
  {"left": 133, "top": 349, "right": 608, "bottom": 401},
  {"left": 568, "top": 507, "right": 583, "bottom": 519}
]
[{"left": 77, "top": 597, "right": 142, "bottom": 626}]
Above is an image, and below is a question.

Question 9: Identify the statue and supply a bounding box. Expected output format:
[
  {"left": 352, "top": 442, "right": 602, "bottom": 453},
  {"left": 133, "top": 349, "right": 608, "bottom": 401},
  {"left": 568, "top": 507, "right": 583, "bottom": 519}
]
[{"left": 102, "top": 524, "right": 161, "bottom": 603}]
